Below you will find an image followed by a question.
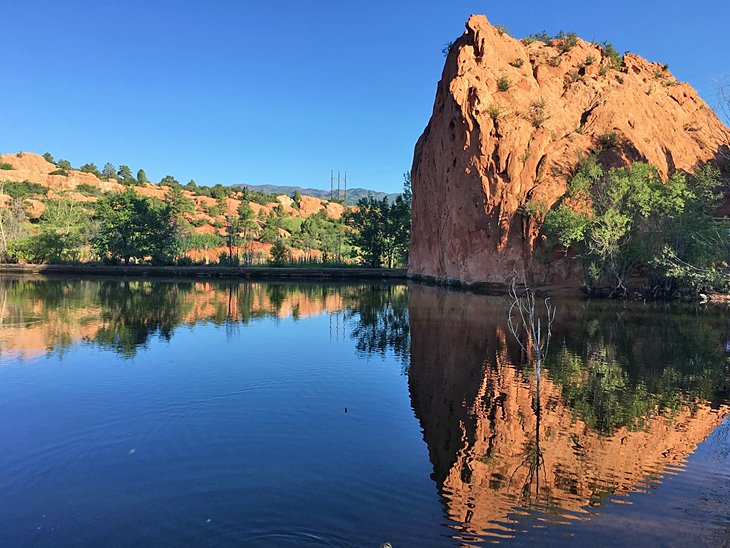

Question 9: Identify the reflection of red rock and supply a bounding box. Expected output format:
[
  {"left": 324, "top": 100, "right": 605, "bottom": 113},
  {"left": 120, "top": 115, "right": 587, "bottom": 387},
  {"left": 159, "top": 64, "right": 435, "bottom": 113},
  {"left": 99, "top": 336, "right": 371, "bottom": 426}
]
[
  {"left": 0, "top": 282, "right": 345, "bottom": 362},
  {"left": 408, "top": 285, "right": 728, "bottom": 541},
  {"left": 409, "top": 15, "right": 730, "bottom": 287}
]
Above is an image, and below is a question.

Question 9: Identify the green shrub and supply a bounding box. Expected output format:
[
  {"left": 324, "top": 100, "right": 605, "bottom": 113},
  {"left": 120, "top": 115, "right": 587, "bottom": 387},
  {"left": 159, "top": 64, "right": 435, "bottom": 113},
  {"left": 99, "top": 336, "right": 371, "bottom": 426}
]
[
  {"left": 495, "top": 25, "right": 509, "bottom": 36},
  {"left": 585, "top": 55, "right": 596, "bottom": 65},
  {"left": 497, "top": 76, "right": 511, "bottom": 92},
  {"left": 7, "top": 232, "right": 81, "bottom": 264},
  {"left": 520, "top": 200, "right": 549, "bottom": 218},
  {"left": 602, "top": 41, "right": 623, "bottom": 70},
  {"left": 280, "top": 216, "right": 303, "bottom": 234},
  {"left": 269, "top": 239, "right": 289, "bottom": 265},
  {"left": 80, "top": 163, "right": 102, "bottom": 178},
  {"left": 542, "top": 161, "right": 725, "bottom": 296},
  {"left": 557, "top": 31, "right": 578, "bottom": 53},
  {"left": 509, "top": 58, "right": 524, "bottom": 68},
  {"left": 2, "top": 181, "right": 49, "bottom": 199},
  {"left": 486, "top": 103, "right": 504, "bottom": 122},
  {"left": 49, "top": 169, "right": 68, "bottom": 176},
  {"left": 0, "top": 162, "right": 13, "bottom": 170},
  {"left": 528, "top": 97, "right": 550, "bottom": 128},
  {"left": 566, "top": 156, "right": 603, "bottom": 196},
  {"left": 524, "top": 31, "right": 552, "bottom": 45},
  {"left": 598, "top": 131, "right": 619, "bottom": 149},
  {"left": 75, "top": 184, "right": 103, "bottom": 197}
]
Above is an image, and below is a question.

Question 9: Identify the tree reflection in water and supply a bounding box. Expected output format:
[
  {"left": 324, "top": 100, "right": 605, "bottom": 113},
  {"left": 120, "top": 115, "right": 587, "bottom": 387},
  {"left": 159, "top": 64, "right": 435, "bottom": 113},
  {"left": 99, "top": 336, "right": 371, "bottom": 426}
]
[
  {"left": 407, "top": 284, "right": 730, "bottom": 543},
  {"left": 344, "top": 284, "right": 410, "bottom": 370},
  {"left": 0, "top": 278, "right": 411, "bottom": 362},
  {"left": 94, "top": 281, "right": 194, "bottom": 357},
  {"left": 1, "top": 278, "right": 728, "bottom": 542}
]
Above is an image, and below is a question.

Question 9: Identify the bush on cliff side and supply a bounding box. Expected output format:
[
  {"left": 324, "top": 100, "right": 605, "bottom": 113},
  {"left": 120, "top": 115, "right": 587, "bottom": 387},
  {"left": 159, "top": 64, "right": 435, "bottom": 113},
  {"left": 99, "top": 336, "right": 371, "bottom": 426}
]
[{"left": 542, "top": 157, "right": 727, "bottom": 297}]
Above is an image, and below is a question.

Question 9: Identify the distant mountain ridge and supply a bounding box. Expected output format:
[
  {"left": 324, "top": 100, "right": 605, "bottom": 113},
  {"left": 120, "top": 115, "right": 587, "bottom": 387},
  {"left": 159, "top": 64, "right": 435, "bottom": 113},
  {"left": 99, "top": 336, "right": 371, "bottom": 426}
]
[{"left": 234, "top": 183, "right": 399, "bottom": 205}]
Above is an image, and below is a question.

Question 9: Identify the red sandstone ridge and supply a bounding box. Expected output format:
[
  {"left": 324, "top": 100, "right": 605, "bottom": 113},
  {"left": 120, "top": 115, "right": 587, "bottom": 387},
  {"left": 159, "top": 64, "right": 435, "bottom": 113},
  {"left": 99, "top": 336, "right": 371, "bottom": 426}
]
[
  {"left": 0, "top": 152, "right": 347, "bottom": 262},
  {"left": 409, "top": 14, "right": 730, "bottom": 287}
]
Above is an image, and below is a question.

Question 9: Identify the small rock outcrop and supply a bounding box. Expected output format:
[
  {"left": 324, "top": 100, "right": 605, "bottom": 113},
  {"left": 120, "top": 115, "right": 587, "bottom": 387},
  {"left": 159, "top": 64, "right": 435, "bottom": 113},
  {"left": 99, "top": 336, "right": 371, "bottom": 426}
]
[{"left": 409, "top": 15, "right": 730, "bottom": 287}]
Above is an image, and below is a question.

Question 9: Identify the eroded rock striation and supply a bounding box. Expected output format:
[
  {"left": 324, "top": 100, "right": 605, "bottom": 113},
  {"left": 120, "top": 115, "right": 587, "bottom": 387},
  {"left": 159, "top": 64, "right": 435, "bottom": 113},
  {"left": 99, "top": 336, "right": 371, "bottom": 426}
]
[{"left": 409, "top": 15, "right": 730, "bottom": 287}]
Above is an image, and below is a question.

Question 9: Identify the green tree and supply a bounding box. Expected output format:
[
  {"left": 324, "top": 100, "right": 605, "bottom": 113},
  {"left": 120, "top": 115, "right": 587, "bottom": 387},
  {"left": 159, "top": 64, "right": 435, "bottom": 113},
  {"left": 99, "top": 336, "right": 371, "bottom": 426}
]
[
  {"left": 345, "top": 176, "right": 411, "bottom": 268},
  {"left": 259, "top": 213, "right": 282, "bottom": 244},
  {"left": 292, "top": 189, "right": 302, "bottom": 208},
  {"left": 57, "top": 159, "right": 72, "bottom": 170},
  {"left": 118, "top": 164, "right": 136, "bottom": 185},
  {"left": 8, "top": 200, "right": 93, "bottom": 263},
  {"left": 137, "top": 169, "right": 149, "bottom": 184},
  {"left": 102, "top": 162, "right": 117, "bottom": 180},
  {"left": 386, "top": 173, "right": 412, "bottom": 267},
  {"left": 210, "top": 184, "right": 230, "bottom": 200},
  {"left": 166, "top": 185, "right": 195, "bottom": 218},
  {"left": 237, "top": 200, "right": 257, "bottom": 265},
  {"left": 0, "top": 183, "right": 27, "bottom": 261},
  {"left": 160, "top": 175, "right": 179, "bottom": 187},
  {"left": 42, "top": 152, "right": 55, "bottom": 165},
  {"left": 80, "top": 163, "right": 102, "bottom": 178},
  {"left": 224, "top": 215, "right": 241, "bottom": 265},
  {"left": 164, "top": 185, "right": 196, "bottom": 262},
  {"left": 93, "top": 189, "right": 177, "bottom": 264},
  {"left": 270, "top": 238, "right": 288, "bottom": 265},
  {"left": 346, "top": 196, "right": 388, "bottom": 267},
  {"left": 180, "top": 233, "right": 224, "bottom": 264},
  {"left": 542, "top": 158, "right": 726, "bottom": 296}
]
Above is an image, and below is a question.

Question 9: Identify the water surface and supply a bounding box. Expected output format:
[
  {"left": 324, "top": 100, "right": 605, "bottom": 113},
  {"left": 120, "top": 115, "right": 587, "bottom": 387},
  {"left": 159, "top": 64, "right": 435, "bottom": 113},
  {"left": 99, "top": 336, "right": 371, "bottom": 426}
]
[{"left": 0, "top": 278, "right": 728, "bottom": 546}]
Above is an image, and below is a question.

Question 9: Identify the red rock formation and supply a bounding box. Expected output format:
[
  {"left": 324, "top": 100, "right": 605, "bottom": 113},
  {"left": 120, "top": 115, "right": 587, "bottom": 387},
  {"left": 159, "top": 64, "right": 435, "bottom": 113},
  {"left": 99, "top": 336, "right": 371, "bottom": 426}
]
[
  {"left": 409, "top": 15, "right": 730, "bottom": 287},
  {"left": 0, "top": 152, "right": 347, "bottom": 262}
]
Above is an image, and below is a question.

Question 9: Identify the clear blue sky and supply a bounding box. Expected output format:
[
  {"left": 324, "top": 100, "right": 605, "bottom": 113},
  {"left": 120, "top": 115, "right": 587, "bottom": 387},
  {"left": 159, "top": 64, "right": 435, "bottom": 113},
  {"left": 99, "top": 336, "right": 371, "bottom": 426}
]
[{"left": 2, "top": 0, "right": 728, "bottom": 193}]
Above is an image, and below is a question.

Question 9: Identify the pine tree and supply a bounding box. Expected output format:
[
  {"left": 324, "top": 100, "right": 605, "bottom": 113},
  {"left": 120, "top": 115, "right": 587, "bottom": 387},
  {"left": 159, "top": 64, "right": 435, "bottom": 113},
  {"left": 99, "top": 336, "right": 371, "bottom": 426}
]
[
  {"left": 102, "top": 162, "right": 117, "bottom": 180},
  {"left": 118, "top": 164, "right": 135, "bottom": 185}
]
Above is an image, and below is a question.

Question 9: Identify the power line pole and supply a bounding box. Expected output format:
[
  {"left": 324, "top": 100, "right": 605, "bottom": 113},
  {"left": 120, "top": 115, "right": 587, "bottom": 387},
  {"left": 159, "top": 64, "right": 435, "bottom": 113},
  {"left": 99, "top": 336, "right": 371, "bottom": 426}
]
[
  {"left": 330, "top": 170, "right": 334, "bottom": 202},
  {"left": 337, "top": 170, "right": 341, "bottom": 202},
  {"left": 344, "top": 171, "right": 347, "bottom": 206}
]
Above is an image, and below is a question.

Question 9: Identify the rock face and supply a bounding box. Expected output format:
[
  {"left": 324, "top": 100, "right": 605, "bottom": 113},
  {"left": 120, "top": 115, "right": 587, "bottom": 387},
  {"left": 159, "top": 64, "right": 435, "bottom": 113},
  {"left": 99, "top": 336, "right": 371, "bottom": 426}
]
[{"left": 409, "top": 15, "right": 730, "bottom": 287}]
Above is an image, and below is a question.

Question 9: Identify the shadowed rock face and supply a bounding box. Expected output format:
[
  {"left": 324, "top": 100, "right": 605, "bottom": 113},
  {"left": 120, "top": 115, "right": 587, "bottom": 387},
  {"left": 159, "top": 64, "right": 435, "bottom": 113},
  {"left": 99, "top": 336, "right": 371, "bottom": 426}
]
[
  {"left": 407, "top": 285, "right": 729, "bottom": 542},
  {"left": 409, "top": 15, "right": 730, "bottom": 287}
]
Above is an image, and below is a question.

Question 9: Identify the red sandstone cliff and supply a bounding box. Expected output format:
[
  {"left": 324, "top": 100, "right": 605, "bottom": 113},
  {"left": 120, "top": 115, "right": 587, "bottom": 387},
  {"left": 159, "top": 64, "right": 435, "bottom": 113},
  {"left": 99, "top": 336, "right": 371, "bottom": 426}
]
[{"left": 409, "top": 15, "right": 730, "bottom": 286}]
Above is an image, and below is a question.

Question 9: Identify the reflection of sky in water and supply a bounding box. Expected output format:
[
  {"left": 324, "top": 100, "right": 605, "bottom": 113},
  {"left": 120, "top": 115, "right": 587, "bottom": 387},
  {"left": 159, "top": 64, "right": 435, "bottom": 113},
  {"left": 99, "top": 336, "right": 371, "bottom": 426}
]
[{"left": 0, "top": 278, "right": 728, "bottom": 546}]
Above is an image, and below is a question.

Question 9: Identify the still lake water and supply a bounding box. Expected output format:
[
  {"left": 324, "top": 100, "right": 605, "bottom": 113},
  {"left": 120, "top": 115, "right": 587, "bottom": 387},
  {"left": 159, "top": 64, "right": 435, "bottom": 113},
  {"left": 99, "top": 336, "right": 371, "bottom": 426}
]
[{"left": 0, "top": 277, "right": 728, "bottom": 546}]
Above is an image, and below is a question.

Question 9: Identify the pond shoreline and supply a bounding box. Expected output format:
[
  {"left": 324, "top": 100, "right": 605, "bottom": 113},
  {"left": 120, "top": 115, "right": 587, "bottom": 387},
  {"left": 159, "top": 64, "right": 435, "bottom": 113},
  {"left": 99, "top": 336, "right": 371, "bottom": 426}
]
[
  {"left": 0, "top": 263, "right": 408, "bottom": 281},
  {"left": 2, "top": 265, "right": 726, "bottom": 302}
]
